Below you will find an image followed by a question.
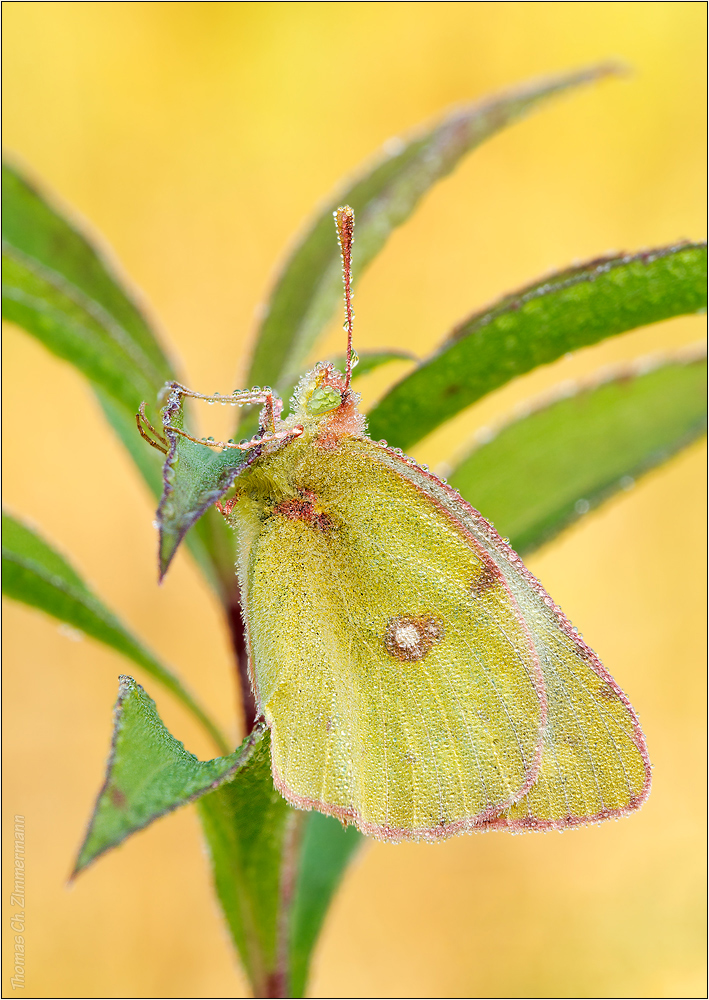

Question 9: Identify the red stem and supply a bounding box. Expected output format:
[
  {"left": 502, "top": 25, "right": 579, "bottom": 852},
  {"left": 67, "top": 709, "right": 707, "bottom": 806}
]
[{"left": 225, "top": 588, "right": 258, "bottom": 733}]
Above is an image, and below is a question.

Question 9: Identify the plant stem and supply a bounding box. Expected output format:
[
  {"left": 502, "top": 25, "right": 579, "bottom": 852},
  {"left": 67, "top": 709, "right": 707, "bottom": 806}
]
[
  {"left": 266, "top": 809, "right": 307, "bottom": 998},
  {"left": 198, "top": 506, "right": 258, "bottom": 732},
  {"left": 225, "top": 587, "right": 258, "bottom": 733}
]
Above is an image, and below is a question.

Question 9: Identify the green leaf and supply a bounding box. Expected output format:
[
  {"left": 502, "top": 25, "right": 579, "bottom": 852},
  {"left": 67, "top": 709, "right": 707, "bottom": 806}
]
[
  {"left": 75, "top": 673, "right": 362, "bottom": 998},
  {"left": 2, "top": 161, "right": 236, "bottom": 599},
  {"left": 367, "top": 243, "right": 708, "bottom": 450},
  {"left": 157, "top": 384, "right": 249, "bottom": 579},
  {"left": 97, "top": 388, "right": 238, "bottom": 601},
  {"left": 448, "top": 346, "right": 707, "bottom": 554},
  {"left": 247, "top": 64, "right": 619, "bottom": 393},
  {"left": 74, "top": 677, "right": 257, "bottom": 874},
  {"left": 2, "top": 511, "right": 227, "bottom": 752},
  {"left": 288, "top": 813, "right": 362, "bottom": 998},
  {"left": 2, "top": 161, "right": 172, "bottom": 415}
]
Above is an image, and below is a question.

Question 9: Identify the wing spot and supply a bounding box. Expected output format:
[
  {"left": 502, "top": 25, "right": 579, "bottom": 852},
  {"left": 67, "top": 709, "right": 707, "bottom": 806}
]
[
  {"left": 384, "top": 615, "right": 444, "bottom": 662},
  {"left": 471, "top": 559, "right": 499, "bottom": 596},
  {"left": 272, "top": 489, "right": 334, "bottom": 531}
]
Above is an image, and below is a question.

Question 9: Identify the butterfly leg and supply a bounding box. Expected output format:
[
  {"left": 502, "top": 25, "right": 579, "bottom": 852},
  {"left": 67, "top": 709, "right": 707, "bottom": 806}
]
[
  {"left": 136, "top": 402, "right": 169, "bottom": 454},
  {"left": 153, "top": 382, "right": 302, "bottom": 452}
]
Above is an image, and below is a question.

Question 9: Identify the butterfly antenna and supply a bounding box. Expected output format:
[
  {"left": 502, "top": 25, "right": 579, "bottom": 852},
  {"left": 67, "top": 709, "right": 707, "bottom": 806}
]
[{"left": 334, "top": 205, "right": 355, "bottom": 391}]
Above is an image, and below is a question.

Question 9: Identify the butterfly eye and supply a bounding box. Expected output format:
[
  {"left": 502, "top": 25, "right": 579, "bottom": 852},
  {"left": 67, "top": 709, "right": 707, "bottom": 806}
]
[{"left": 307, "top": 385, "right": 342, "bottom": 415}]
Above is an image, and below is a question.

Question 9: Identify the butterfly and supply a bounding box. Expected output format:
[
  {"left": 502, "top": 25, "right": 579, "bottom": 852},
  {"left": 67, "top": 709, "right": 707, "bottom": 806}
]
[{"left": 141, "top": 206, "right": 651, "bottom": 841}]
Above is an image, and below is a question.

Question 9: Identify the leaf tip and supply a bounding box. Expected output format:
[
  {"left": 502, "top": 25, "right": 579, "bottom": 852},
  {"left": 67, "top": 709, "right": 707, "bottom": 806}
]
[{"left": 157, "top": 530, "right": 179, "bottom": 583}]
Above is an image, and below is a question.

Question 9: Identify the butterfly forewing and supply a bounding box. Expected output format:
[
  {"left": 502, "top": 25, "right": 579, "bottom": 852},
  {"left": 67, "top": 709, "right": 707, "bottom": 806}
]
[
  {"left": 236, "top": 436, "right": 545, "bottom": 840},
  {"left": 381, "top": 451, "right": 652, "bottom": 829}
]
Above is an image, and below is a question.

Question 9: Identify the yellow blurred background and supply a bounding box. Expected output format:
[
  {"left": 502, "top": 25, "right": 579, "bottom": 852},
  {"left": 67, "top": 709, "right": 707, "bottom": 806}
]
[{"left": 2, "top": 2, "right": 706, "bottom": 997}]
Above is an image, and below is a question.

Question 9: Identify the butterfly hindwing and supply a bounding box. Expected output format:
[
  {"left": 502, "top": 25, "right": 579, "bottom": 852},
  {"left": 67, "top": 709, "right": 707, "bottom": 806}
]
[
  {"left": 236, "top": 436, "right": 546, "bottom": 839},
  {"left": 382, "top": 452, "right": 652, "bottom": 829}
]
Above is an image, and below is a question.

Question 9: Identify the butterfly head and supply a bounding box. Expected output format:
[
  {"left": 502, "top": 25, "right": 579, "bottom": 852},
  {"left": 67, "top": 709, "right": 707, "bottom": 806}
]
[{"left": 290, "top": 362, "right": 366, "bottom": 441}]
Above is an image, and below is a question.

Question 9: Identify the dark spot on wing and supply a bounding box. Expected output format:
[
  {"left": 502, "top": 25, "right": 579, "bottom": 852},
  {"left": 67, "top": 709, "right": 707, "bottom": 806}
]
[
  {"left": 273, "top": 489, "right": 334, "bottom": 531},
  {"left": 471, "top": 558, "right": 499, "bottom": 596},
  {"left": 596, "top": 683, "right": 619, "bottom": 701}
]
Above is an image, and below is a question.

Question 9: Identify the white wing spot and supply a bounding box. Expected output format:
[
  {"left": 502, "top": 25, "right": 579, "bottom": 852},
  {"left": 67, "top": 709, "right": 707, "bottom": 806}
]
[
  {"left": 394, "top": 624, "right": 420, "bottom": 649},
  {"left": 384, "top": 615, "right": 443, "bottom": 662}
]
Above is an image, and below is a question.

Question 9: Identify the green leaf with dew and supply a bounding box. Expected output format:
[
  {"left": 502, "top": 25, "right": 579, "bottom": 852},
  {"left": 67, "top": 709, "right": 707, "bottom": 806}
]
[
  {"left": 367, "top": 243, "right": 708, "bottom": 450},
  {"left": 74, "top": 677, "right": 254, "bottom": 874},
  {"left": 2, "top": 512, "right": 226, "bottom": 752},
  {"left": 448, "top": 346, "right": 707, "bottom": 554},
  {"left": 75, "top": 674, "right": 362, "bottom": 999},
  {"left": 157, "top": 385, "right": 249, "bottom": 579}
]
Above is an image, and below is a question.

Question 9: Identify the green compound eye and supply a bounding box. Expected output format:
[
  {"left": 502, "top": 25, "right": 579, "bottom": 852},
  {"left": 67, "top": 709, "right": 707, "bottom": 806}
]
[{"left": 308, "top": 385, "right": 342, "bottom": 414}]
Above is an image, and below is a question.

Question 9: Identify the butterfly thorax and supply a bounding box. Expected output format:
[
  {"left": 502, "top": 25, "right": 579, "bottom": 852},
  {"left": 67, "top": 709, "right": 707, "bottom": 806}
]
[{"left": 227, "top": 362, "right": 367, "bottom": 526}]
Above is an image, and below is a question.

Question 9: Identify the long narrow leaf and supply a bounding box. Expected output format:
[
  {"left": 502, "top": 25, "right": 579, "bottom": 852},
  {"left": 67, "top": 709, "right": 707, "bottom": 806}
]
[
  {"left": 367, "top": 243, "right": 707, "bottom": 449},
  {"left": 2, "top": 162, "right": 235, "bottom": 596},
  {"left": 2, "top": 511, "right": 227, "bottom": 752},
  {"left": 74, "top": 677, "right": 258, "bottom": 874},
  {"left": 2, "top": 161, "right": 172, "bottom": 413},
  {"left": 247, "top": 64, "right": 619, "bottom": 392},
  {"left": 288, "top": 814, "right": 362, "bottom": 998},
  {"left": 448, "top": 346, "right": 707, "bottom": 553}
]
